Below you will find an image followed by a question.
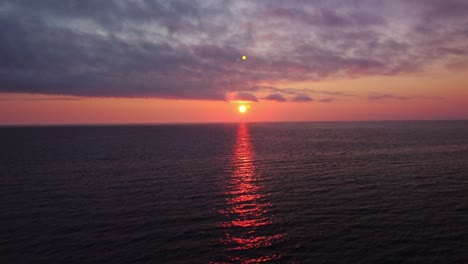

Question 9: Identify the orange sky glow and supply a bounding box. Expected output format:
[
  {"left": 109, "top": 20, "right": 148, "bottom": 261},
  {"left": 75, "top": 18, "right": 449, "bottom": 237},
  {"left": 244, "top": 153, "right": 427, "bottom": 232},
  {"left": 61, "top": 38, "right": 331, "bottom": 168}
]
[{"left": 1, "top": 69, "right": 467, "bottom": 125}]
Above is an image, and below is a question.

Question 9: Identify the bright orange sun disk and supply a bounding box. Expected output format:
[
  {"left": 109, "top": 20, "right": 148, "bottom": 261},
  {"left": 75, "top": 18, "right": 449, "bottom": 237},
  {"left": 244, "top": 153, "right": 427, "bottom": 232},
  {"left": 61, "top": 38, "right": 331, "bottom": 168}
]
[{"left": 238, "top": 105, "right": 247, "bottom": 113}]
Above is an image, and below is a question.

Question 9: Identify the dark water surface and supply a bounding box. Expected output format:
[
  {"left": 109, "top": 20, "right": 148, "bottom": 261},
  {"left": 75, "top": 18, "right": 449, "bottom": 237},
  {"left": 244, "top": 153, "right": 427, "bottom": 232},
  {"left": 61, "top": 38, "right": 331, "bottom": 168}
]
[{"left": 1, "top": 121, "right": 467, "bottom": 263}]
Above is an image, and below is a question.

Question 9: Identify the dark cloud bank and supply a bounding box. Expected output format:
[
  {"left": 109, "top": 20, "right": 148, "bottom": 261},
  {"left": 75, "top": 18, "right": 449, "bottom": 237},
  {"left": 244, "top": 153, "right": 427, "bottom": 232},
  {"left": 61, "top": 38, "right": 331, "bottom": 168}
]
[{"left": 0, "top": 0, "right": 467, "bottom": 102}]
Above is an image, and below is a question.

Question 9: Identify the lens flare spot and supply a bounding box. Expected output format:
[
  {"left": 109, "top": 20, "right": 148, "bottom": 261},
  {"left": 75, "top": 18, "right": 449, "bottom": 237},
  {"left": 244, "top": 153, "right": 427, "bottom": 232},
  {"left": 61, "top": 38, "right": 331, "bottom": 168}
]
[{"left": 242, "top": 55, "right": 247, "bottom": 60}]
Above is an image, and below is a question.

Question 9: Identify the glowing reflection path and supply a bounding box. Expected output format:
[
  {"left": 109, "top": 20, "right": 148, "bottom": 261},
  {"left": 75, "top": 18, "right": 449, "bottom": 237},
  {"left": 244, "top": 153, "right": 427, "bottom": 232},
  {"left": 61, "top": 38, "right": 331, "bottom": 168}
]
[{"left": 217, "top": 123, "right": 285, "bottom": 263}]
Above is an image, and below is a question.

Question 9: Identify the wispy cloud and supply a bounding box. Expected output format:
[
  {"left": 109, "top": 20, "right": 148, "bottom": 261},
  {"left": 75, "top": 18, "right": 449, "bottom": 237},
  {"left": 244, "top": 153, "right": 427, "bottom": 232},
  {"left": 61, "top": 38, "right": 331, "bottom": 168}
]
[
  {"left": 263, "top": 93, "right": 287, "bottom": 102},
  {"left": 318, "top": 98, "right": 336, "bottom": 103},
  {"left": 0, "top": 0, "right": 466, "bottom": 102},
  {"left": 367, "top": 93, "right": 411, "bottom": 101},
  {"left": 0, "top": 96, "right": 82, "bottom": 101},
  {"left": 291, "top": 95, "right": 314, "bottom": 102},
  {"left": 232, "top": 92, "right": 258, "bottom": 102},
  {"left": 366, "top": 93, "right": 445, "bottom": 101}
]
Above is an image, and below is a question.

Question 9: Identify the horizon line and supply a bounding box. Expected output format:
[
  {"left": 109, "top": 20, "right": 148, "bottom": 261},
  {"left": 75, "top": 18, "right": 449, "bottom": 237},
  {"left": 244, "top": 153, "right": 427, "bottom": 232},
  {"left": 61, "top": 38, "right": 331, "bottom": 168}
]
[{"left": 1, "top": 119, "right": 467, "bottom": 127}]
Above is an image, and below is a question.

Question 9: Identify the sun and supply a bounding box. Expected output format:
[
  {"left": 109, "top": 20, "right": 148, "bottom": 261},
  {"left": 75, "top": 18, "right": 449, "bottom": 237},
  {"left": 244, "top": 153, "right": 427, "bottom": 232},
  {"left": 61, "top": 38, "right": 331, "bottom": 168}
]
[{"left": 238, "top": 104, "right": 248, "bottom": 113}]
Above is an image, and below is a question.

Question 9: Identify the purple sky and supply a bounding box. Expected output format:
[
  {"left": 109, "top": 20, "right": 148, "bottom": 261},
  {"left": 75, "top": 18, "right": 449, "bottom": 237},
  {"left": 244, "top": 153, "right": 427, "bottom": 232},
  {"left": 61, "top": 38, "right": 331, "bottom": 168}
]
[{"left": 0, "top": 0, "right": 467, "bottom": 103}]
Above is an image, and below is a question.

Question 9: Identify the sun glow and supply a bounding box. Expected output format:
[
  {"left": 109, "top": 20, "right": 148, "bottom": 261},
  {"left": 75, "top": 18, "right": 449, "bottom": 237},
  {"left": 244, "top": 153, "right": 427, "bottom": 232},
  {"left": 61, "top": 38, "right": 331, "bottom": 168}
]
[{"left": 238, "top": 104, "right": 248, "bottom": 113}]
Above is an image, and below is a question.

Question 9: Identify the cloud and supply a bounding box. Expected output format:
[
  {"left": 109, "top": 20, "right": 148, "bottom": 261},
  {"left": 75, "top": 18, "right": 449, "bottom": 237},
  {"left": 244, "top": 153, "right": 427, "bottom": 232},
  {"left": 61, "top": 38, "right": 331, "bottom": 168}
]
[
  {"left": 0, "top": 0, "right": 467, "bottom": 101},
  {"left": 232, "top": 92, "right": 258, "bottom": 102},
  {"left": 263, "top": 93, "right": 286, "bottom": 102},
  {"left": 269, "top": 7, "right": 385, "bottom": 28},
  {"left": 366, "top": 93, "right": 446, "bottom": 101},
  {"left": 318, "top": 98, "right": 335, "bottom": 103},
  {"left": 367, "top": 93, "right": 410, "bottom": 101},
  {"left": 291, "top": 95, "right": 314, "bottom": 102},
  {"left": 0, "top": 96, "right": 82, "bottom": 101}
]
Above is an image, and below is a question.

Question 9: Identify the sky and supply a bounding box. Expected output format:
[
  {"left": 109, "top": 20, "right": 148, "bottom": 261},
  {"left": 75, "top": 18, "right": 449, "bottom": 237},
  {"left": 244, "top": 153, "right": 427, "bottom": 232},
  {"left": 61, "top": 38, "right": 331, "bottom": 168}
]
[{"left": 0, "top": 0, "right": 468, "bottom": 124}]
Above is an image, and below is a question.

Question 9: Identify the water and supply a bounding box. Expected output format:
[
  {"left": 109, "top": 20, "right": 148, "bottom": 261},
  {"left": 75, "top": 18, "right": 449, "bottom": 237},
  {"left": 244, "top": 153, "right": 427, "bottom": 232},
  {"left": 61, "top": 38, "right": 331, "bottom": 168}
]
[{"left": 1, "top": 121, "right": 467, "bottom": 263}]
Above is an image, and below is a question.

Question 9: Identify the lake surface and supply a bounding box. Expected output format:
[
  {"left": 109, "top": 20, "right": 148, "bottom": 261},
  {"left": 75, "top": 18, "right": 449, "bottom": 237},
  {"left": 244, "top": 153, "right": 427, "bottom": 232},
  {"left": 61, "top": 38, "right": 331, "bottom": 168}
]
[{"left": 1, "top": 121, "right": 467, "bottom": 263}]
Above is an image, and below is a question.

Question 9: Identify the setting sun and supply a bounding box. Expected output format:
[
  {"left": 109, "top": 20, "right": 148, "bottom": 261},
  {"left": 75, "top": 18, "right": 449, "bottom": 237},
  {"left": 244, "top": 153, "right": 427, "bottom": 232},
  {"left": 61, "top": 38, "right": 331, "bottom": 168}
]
[{"left": 238, "top": 104, "right": 248, "bottom": 113}]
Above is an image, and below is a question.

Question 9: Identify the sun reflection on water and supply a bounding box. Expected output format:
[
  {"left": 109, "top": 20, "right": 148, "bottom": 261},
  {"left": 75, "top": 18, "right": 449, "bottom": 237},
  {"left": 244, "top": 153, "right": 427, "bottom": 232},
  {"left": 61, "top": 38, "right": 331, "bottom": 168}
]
[{"left": 218, "top": 123, "right": 285, "bottom": 263}]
